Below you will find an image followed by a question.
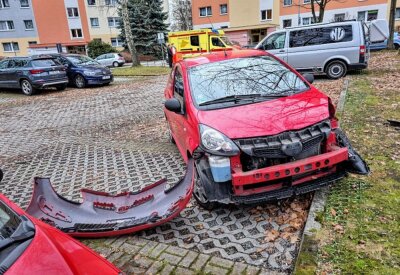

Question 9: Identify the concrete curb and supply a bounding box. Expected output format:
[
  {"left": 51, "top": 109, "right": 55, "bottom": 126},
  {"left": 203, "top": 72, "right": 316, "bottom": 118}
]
[{"left": 293, "top": 78, "right": 350, "bottom": 273}]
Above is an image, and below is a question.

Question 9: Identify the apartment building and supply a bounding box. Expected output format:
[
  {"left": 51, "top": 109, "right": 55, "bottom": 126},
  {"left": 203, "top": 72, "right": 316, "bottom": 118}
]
[
  {"left": 0, "top": 0, "right": 171, "bottom": 57},
  {"left": 192, "top": 0, "right": 279, "bottom": 46},
  {"left": 0, "top": 0, "right": 39, "bottom": 56},
  {"left": 394, "top": 0, "right": 400, "bottom": 32},
  {"left": 279, "top": 0, "right": 389, "bottom": 28}
]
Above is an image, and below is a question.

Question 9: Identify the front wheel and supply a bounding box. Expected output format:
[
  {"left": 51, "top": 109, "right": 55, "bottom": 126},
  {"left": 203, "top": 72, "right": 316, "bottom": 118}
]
[
  {"left": 325, "top": 61, "right": 347, "bottom": 79},
  {"left": 20, "top": 79, "right": 35, "bottom": 96},
  {"left": 112, "top": 61, "right": 119, "bottom": 67},
  {"left": 74, "top": 74, "right": 86, "bottom": 88},
  {"left": 193, "top": 167, "right": 219, "bottom": 211}
]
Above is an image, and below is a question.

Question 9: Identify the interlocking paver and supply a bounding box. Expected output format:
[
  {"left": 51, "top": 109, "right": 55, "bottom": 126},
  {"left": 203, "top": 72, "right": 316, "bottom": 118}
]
[
  {"left": 158, "top": 251, "right": 183, "bottom": 265},
  {"left": 0, "top": 76, "right": 308, "bottom": 273}
]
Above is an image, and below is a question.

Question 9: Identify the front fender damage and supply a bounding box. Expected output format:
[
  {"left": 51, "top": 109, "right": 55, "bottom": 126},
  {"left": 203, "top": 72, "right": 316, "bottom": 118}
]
[{"left": 26, "top": 160, "right": 194, "bottom": 238}]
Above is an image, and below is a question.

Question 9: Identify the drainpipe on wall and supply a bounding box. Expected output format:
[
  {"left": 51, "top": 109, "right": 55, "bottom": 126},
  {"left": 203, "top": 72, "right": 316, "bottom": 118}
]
[{"left": 298, "top": 0, "right": 301, "bottom": 26}]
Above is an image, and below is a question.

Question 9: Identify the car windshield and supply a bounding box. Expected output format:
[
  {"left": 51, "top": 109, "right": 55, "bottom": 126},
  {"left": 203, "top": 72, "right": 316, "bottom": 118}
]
[
  {"left": 220, "top": 36, "right": 233, "bottom": 46},
  {"left": 189, "top": 56, "right": 309, "bottom": 106},
  {"left": 66, "top": 55, "right": 99, "bottom": 66},
  {"left": 0, "top": 201, "right": 21, "bottom": 239}
]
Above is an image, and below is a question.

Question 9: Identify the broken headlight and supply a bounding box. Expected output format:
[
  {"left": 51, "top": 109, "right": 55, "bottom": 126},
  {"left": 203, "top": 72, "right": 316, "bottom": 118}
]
[{"left": 199, "top": 124, "right": 239, "bottom": 156}]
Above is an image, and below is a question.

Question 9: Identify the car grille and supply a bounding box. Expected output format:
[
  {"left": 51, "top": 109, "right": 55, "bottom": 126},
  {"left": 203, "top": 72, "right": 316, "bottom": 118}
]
[{"left": 234, "top": 120, "right": 331, "bottom": 160}]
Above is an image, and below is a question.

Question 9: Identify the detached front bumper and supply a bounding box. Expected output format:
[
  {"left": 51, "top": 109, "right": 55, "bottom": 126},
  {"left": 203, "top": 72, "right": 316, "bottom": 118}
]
[
  {"left": 26, "top": 160, "right": 194, "bottom": 238},
  {"left": 32, "top": 77, "right": 69, "bottom": 88}
]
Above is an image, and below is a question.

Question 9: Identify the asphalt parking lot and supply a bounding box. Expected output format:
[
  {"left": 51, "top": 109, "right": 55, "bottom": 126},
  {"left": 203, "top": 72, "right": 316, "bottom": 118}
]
[{"left": 0, "top": 76, "right": 339, "bottom": 274}]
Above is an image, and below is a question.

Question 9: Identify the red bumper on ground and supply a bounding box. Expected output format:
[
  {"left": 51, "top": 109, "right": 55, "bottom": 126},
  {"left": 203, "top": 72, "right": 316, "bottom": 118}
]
[{"left": 231, "top": 147, "right": 349, "bottom": 196}]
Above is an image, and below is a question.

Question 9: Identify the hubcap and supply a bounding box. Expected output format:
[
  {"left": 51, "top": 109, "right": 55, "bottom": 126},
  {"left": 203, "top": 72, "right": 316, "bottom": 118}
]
[
  {"left": 22, "top": 81, "right": 31, "bottom": 94},
  {"left": 113, "top": 62, "right": 119, "bottom": 67},
  {"left": 329, "top": 64, "right": 343, "bottom": 77},
  {"left": 76, "top": 76, "right": 84, "bottom": 87}
]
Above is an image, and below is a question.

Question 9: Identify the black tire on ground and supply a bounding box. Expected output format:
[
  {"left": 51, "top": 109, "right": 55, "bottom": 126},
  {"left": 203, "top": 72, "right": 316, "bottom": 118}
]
[
  {"left": 103, "top": 82, "right": 110, "bottom": 86},
  {"left": 113, "top": 61, "right": 119, "bottom": 67},
  {"left": 56, "top": 83, "right": 68, "bottom": 91},
  {"left": 325, "top": 60, "right": 347, "bottom": 79},
  {"left": 193, "top": 167, "right": 219, "bottom": 211},
  {"left": 20, "top": 79, "right": 35, "bottom": 96},
  {"left": 74, "top": 74, "right": 86, "bottom": 88}
]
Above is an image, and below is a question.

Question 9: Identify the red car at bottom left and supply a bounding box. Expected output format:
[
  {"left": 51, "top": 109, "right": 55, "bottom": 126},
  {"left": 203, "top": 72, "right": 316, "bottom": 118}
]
[{"left": 0, "top": 193, "right": 121, "bottom": 275}]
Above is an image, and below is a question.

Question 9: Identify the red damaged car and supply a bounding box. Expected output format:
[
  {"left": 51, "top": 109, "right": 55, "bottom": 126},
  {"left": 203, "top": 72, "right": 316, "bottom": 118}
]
[
  {"left": 0, "top": 171, "right": 120, "bottom": 274},
  {"left": 164, "top": 49, "right": 368, "bottom": 209}
]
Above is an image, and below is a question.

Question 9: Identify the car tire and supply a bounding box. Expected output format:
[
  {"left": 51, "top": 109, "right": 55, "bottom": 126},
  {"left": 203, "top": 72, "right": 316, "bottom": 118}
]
[
  {"left": 112, "top": 61, "right": 119, "bottom": 68},
  {"left": 20, "top": 79, "right": 35, "bottom": 96},
  {"left": 193, "top": 167, "right": 219, "bottom": 211},
  {"left": 74, "top": 74, "right": 86, "bottom": 88},
  {"left": 325, "top": 60, "right": 347, "bottom": 79},
  {"left": 56, "top": 83, "right": 68, "bottom": 91}
]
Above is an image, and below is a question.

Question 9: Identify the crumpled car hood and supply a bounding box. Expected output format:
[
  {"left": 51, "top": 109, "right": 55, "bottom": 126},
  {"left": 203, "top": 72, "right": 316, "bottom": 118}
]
[
  {"left": 25, "top": 160, "right": 194, "bottom": 238},
  {"left": 197, "top": 89, "right": 330, "bottom": 139}
]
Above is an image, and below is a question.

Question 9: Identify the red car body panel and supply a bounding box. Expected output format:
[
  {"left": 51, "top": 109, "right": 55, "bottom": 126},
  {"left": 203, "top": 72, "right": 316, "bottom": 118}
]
[
  {"left": 196, "top": 88, "right": 330, "bottom": 139},
  {"left": 0, "top": 194, "right": 120, "bottom": 275}
]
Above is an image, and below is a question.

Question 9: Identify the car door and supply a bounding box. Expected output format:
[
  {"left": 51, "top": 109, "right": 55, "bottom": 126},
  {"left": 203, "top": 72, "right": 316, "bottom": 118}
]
[
  {"left": 2, "top": 59, "right": 19, "bottom": 88},
  {"left": 96, "top": 54, "right": 106, "bottom": 66},
  {"left": 0, "top": 60, "right": 9, "bottom": 87},
  {"left": 106, "top": 54, "right": 114, "bottom": 66},
  {"left": 167, "top": 67, "right": 187, "bottom": 155},
  {"left": 258, "top": 32, "right": 288, "bottom": 62}
]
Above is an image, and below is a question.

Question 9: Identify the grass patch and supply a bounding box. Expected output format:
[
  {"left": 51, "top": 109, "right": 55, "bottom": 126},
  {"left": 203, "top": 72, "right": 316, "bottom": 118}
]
[
  {"left": 312, "top": 58, "right": 400, "bottom": 273},
  {"left": 112, "top": 66, "right": 171, "bottom": 76}
]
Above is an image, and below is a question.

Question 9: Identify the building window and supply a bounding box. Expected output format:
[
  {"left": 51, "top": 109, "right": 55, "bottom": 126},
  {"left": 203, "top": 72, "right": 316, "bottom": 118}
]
[
  {"left": 0, "top": 21, "right": 15, "bottom": 31},
  {"left": 90, "top": 17, "right": 99, "bottom": 27},
  {"left": 28, "top": 41, "right": 37, "bottom": 45},
  {"left": 358, "top": 10, "right": 378, "bottom": 22},
  {"left": 2, "top": 42, "right": 19, "bottom": 52},
  {"left": 199, "top": 6, "right": 212, "bottom": 17},
  {"left": 220, "top": 4, "right": 227, "bottom": 15},
  {"left": 334, "top": 13, "right": 345, "bottom": 22},
  {"left": 396, "top": 8, "right": 400, "bottom": 20},
  {"left": 303, "top": 0, "right": 311, "bottom": 4},
  {"left": 0, "top": 0, "right": 10, "bottom": 8},
  {"left": 87, "top": 0, "right": 96, "bottom": 5},
  {"left": 107, "top": 17, "right": 120, "bottom": 27},
  {"left": 24, "top": 20, "right": 34, "bottom": 30},
  {"left": 283, "top": 19, "right": 292, "bottom": 28},
  {"left": 105, "top": 0, "right": 117, "bottom": 6},
  {"left": 20, "top": 0, "right": 29, "bottom": 7},
  {"left": 261, "top": 9, "right": 272, "bottom": 21},
  {"left": 111, "top": 38, "right": 123, "bottom": 47},
  {"left": 67, "top": 7, "right": 79, "bottom": 18},
  {"left": 283, "top": 0, "right": 292, "bottom": 6},
  {"left": 71, "top": 28, "right": 83, "bottom": 38},
  {"left": 302, "top": 17, "right": 314, "bottom": 25}
]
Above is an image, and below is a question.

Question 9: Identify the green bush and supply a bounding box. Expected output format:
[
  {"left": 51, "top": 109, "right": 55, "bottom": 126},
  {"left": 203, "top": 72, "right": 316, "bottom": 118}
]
[{"left": 87, "top": 40, "right": 117, "bottom": 59}]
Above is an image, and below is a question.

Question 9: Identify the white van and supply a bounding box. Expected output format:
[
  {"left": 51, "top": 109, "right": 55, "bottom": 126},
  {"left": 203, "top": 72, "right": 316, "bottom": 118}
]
[{"left": 256, "top": 20, "right": 387, "bottom": 79}]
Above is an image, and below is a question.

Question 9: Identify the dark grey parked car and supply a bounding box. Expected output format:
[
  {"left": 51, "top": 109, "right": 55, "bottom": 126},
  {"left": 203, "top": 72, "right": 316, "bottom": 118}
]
[{"left": 0, "top": 56, "right": 68, "bottom": 95}]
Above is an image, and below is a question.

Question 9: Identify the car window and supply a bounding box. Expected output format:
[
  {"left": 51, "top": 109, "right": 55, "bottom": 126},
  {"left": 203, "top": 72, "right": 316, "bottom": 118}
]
[
  {"left": 173, "top": 69, "right": 185, "bottom": 112},
  {"left": 189, "top": 56, "right": 309, "bottom": 107},
  {"left": 66, "top": 55, "right": 99, "bottom": 65},
  {"left": 96, "top": 55, "right": 104, "bottom": 60},
  {"left": 289, "top": 25, "right": 353, "bottom": 48},
  {"left": 106, "top": 54, "right": 115, "bottom": 58},
  {"left": 0, "top": 60, "right": 8, "bottom": 69},
  {"left": 31, "top": 59, "right": 59, "bottom": 67},
  {"left": 7, "top": 59, "right": 28, "bottom": 68},
  {"left": 260, "top": 32, "right": 286, "bottom": 50},
  {"left": 211, "top": 37, "right": 225, "bottom": 48},
  {"left": 0, "top": 201, "right": 21, "bottom": 239},
  {"left": 57, "top": 56, "right": 69, "bottom": 65}
]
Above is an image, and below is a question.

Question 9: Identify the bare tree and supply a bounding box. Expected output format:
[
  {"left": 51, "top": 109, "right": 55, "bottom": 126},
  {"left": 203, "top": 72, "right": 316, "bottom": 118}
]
[
  {"left": 388, "top": 0, "right": 398, "bottom": 50},
  {"left": 170, "top": 0, "right": 192, "bottom": 31},
  {"left": 120, "top": 0, "right": 140, "bottom": 66}
]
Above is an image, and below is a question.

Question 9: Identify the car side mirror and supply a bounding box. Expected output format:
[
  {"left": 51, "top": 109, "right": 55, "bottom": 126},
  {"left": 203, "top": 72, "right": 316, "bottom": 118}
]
[
  {"left": 165, "top": 98, "right": 182, "bottom": 113},
  {"left": 302, "top": 73, "right": 314, "bottom": 84}
]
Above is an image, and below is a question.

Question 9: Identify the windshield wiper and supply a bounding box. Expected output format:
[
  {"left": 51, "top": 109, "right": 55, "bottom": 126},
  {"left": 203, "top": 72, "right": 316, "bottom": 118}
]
[
  {"left": 0, "top": 216, "right": 35, "bottom": 250},
  {"left": 199, "top": 94, "right": 263, "bottom": 106}
]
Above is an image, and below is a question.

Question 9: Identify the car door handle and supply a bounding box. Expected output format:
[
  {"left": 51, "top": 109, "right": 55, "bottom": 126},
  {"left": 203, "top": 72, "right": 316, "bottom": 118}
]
[{"left": 279, "top": 50, "right": 285, "bottom": 53}]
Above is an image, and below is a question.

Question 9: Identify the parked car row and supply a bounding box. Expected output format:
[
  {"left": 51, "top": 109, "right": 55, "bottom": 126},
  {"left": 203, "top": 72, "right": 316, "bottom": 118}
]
[{"left": 0, "top": 54, "right": 114, "bottom": 95}]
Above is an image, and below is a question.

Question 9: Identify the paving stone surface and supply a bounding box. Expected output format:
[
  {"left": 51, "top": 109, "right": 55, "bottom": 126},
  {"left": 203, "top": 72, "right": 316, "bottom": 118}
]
[{"left": 0, "top": 77, "right": 305, "bottom": 274}]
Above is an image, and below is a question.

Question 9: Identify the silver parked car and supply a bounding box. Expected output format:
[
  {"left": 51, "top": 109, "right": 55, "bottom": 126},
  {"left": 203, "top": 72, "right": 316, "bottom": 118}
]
[
  {"left": 95, "top": 53, "right": 125, "bottom": 67},
  {"left": 256, "top": 21, "right": 370, "bottom": 79}
]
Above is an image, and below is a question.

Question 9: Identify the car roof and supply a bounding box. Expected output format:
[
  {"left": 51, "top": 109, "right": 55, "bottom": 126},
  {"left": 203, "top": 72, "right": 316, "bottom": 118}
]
[{"left": 181, "top": 49, "right": 268, "bottom": 68}]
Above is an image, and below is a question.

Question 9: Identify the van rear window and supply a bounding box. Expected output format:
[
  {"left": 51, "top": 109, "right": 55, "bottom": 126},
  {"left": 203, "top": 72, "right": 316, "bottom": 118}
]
[
  {"left": 289, "top": 25, "right": 353, "bottom": 48},
  {"left": 32, "top": 59, "right": 59, "bottom": 67}
]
